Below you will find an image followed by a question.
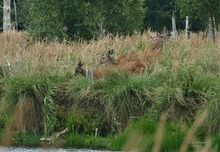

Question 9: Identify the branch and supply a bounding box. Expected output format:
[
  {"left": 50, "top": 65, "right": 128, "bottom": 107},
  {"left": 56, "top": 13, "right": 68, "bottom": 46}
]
[{"left": 40, "top": 128, "right": 69, "bottom": 143}]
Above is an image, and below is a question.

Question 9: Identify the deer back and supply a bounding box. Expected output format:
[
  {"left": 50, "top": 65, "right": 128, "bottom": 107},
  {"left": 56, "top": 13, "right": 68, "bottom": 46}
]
[
  {"left": 117, "top": 59, "right": 148, "bottom": 74},
  {"left": 116, "top": 49, "right": 161, "bottom": 63},
  {"left": 100, "top": 50, "right": 148, "bottom": 74},
  {"left": 115, "top": 34, "right": 169, "bottom": 63}
]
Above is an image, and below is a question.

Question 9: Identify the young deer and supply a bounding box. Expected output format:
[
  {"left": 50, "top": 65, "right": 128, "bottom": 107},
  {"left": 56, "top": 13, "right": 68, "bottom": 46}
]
[
  {"left": 75, "top": 61, "right": 111, "bottom": 79},
  {"left": 100, "top": 50, "right": 148, "bottom": 74},
  {"left": 75, "top": 61, "right": 86, "bottom": 76}
]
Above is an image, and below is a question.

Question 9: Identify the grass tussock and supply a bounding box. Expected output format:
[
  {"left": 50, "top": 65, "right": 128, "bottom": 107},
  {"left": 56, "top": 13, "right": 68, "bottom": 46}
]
[{"left": 69, "top": 71, "right": 162, "bottom": 133}]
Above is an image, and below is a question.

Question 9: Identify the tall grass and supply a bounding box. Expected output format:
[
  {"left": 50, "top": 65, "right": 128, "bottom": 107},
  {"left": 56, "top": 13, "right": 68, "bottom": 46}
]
[
  {"left": 151, "top": 63, "right": 216, "bottom": 121},
  {"left": 0, "top": 69, "right": 72, "bottom": 146},
  {"left": 109, "top": 115, "right": 186, "bottom": 152},
  {"left": 0, "top": 31, "right": 220, "bottom": 150},
  {"left": 2, "top": 74, "right": 51, "bottom": 132}
]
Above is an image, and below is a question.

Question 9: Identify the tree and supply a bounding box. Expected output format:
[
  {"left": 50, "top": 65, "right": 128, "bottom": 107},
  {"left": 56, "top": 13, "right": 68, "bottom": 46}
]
[
  {"left": 103, "top": 0, "right": 145, "bottom": 35},
  {"left": 61, "top": 0, "right": 106, "bottom": 40},
  {"left": 20, "top": 0, "right": 146, "bottom": 40},
  {"left": 20, "top": 0, "right": 65, "bottom": 40},
  {"left": 144, "top": 0, "right": 209, "bottom": 34},
  {"left": 143, "top": 0, "right": 176, "bottom": 32},
  {"left": 176, "top": 0, "right": 219, "bottom": 40},
  {"left": 0, "top": 1, "right": 3, "bottom": 31},
  {"left": 3, "top": 0, "right": 11, "bottom": 32}
]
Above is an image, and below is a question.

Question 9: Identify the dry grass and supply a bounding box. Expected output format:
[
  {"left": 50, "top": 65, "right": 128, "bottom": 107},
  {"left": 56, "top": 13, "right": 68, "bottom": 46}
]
[
  {"left": 180, "top": 111, "right": 208, "bottom": 152},
  {"left": 0, "top": 31, "right": 159, "bottom": 71},
  {"left": 0, "top": 30, "right": 220, "bottom": 151},
  {"left": 151, "top": 113, "right": 167, "bottom": 152},
  {"left": 120, "top": 111, "right": 218, "bottom": 152},
  {"left": 0, "top": 30, "right": 218, "bottom": 71}
]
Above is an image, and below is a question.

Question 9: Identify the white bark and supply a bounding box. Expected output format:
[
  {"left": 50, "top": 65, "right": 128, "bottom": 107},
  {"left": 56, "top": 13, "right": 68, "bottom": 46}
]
[
  {"left": 13, "top": 0, "right": 18, "bottom": 30},
  {"left": 171, "top": 11, "right": 177, "bottom": 38},
  {"left": 86, "top": 67, "right": 93, "bottom": 81},
  {"left": 208, "top": 16, "right": 215, "bottom": 41},
  {"left": 95, "top": 128, "right": 98, "bottom": 137},
  {"left": 6, "top": 59, "right": 12, "bottom": 77},
  {"left": 185, "top": 16, "right": 189, "bottom": 39},
  {"left": 213, "top": 16, "right": 217, "bottom": 36},
  {"left": 3, "top": 0, "right": 11, "bottom": 32}
]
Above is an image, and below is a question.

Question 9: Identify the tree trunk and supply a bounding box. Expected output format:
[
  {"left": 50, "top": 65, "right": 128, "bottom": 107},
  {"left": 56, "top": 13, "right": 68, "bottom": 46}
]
[
  {"left": 185, "top": 16, "right": 189, "bottom": 39},
  {"left": 213, "top": 16, "right": 217, "bottom": 36},
  {"left": 3, "top": 0, "right": 11, "bottom": 32},
  {"left": 13, "top": 0, "right": 18, "bottom": 30},
  {"left": 208, "top": 15, "right": 215, "bottom": 41},
  {"left": 86, "top": 68, "right": 94, "bottom": 81},
  {"left": 171, "top": 11, "right": 177, "bottom": 38}
]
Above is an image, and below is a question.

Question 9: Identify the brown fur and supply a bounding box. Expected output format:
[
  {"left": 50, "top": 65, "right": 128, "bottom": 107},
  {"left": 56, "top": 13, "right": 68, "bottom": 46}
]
[
  {"left": 116, "top": 49, "right": 160, "bottom": 63},
  {"left": 93, "top": 68, "right": 112, "bottom": 78},
  {"left": 75, "top": 61, "right": 86, "bottom": 76},
  {"left": 75, "top": 61, "right": 111, "bottom": 79},
  {"left": 116, "top": 34, "right": 169, "bottom": 63},
  {"left": 100, "top": 50, "right": 148, "bottom": 74}
]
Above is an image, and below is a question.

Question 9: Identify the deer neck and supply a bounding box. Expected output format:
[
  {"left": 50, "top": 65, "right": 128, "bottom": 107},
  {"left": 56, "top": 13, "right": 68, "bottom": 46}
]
[
  {"left": 80, "top": 68, "right": 87, "bottom": 77},
  {"left": 108, "top": 56, "right": 119, "bottom": 66}
]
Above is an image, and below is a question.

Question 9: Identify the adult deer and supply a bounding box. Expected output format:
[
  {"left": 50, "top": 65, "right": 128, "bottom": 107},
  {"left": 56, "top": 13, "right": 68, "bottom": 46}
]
[
  {"left": 116, "top": 49, "right": 160, "bottom": 63},
  {"left": 116, "top": 34, "right": 169, "bottom": 63},
  {"left": 100, "top": 50, "right": 148, "bottom": 74},
  {"left": 148, "top": 33, "right": 170, "bottom": 51}
]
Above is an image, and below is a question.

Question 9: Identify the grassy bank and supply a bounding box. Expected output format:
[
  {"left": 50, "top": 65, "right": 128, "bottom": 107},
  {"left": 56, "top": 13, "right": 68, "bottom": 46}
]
[{"left": 0, "top": 31, "right": 220, "bottom": 151}]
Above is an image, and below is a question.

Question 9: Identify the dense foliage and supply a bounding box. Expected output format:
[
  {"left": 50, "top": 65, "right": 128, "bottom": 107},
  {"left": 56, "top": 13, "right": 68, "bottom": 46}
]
[
  {"left": 16, "top": 0, "right": 145, "bottom": 40},
  {"left": 1, "top": 0, "right": 219, "bottom": 39}
]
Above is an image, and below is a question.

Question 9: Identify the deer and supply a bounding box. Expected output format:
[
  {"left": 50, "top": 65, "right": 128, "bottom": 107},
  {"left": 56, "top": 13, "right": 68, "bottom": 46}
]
[
  {"left": 75, "top": 61, "right": 86, "bottom": 77},
  {"left": 116, "top": 34, "right": 170, "bottom": 63},
  {"left": 75, "top": 60, "right": 112, "bottom": 79},
  {"left": 100, "top": 49, "right": 148, "bottom": 74},
  {"left": 116, "top": 49, "right": 160, "bottom": 63},
  {"left": 148, "top": 33, "right": 170, "bottom": 51}
]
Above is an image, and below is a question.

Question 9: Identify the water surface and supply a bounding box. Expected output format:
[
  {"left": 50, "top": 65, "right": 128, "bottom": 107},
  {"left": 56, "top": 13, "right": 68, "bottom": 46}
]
[{"left": 0, "top": 146, "right": 111, "bottom": 152}]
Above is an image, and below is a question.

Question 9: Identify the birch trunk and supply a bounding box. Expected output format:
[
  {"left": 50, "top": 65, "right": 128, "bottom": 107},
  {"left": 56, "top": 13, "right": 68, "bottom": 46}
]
[
  {"left": 213, "top": 16, "right": 217, "bottom": 36},
  {"left": 208, "top": 16, "right": 215, "bottom": 41},
  {"left": 3, "top": 0, "right": 11, "bottom": 32},
  {"left": 185, "top": 16, "right": 189, "bottom": 39},
  {"left": 13, "top": 0, "right": 18, "bottom": 30},
  {"left": 171, "top": 11, "right": 177, "bottom": 38}
]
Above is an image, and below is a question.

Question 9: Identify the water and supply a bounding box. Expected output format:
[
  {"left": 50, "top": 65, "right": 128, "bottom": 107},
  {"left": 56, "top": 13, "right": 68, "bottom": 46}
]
[{"left": 0, "top": 146, "right": 111, "bottom": 152}]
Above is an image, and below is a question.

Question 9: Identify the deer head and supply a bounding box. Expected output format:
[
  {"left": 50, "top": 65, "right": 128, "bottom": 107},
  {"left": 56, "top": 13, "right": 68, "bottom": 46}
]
[
  {"left": 75, "top": 61, "right": 86, "bottom": 76},
  {"left": 149, "top": 33, "right": 170, "bottom": 51},
  {"left": 100, "top": 49, "right": 118, "bottom": 65}
]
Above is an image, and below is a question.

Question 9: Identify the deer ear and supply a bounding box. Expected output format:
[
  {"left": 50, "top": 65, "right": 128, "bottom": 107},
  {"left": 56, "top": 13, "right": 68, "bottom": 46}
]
[
  {"left": 78, "top": 61, "right": 81, "bottom": 65},
  {"left": 109, "top": 49, "right": 114, "bottom": 55},
  {"left": 78, "top": 60, "right": 84, "bottom": 66}
]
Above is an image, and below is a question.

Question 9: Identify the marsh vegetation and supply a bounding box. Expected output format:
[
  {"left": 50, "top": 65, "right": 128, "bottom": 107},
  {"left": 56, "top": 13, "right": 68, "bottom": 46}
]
[{"left": 0, "top": 31, "right": 219, "bottom": 151}]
